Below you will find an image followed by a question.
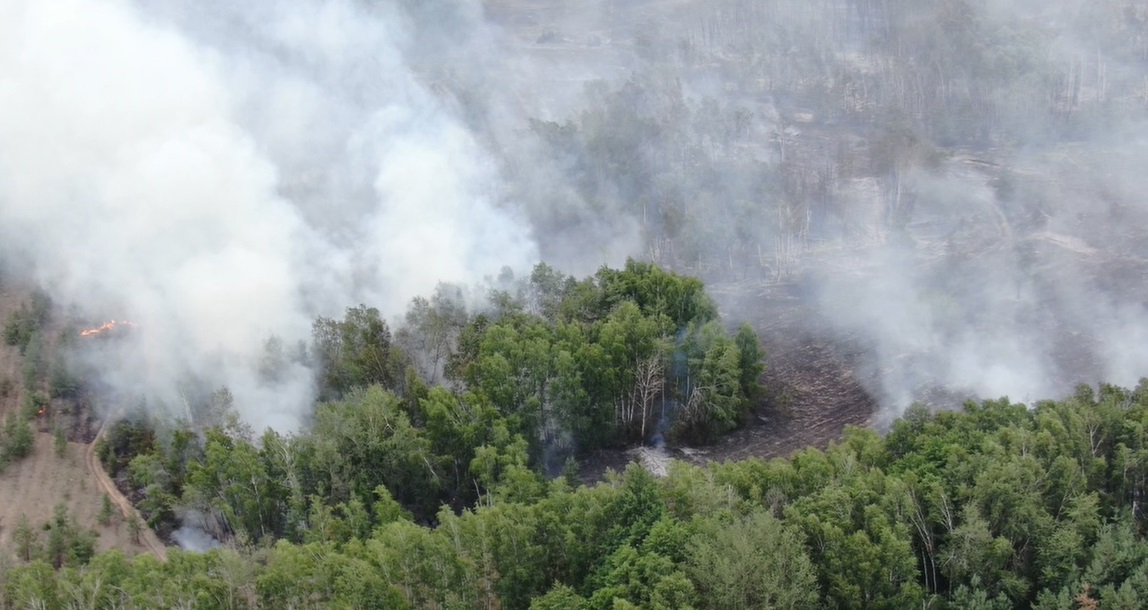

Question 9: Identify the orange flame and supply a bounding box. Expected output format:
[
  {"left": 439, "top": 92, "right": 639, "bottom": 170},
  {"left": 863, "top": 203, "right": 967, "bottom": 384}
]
[{"left": 80, "top": 320, "right": 136, "bottom": 337}]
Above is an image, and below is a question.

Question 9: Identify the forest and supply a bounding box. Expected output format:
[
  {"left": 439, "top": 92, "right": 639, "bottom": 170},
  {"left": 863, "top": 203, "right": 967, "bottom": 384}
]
[
  {"left": 3, "top": 0, "right": 1148, "bottom": 608},
  {"left": 3, "top": 378, "right": 1148, "bottom": 608},
  {"left": 93, "top": 260, "right": 764, "bottom": 537},
  {"left": 0, "top": 262, "right": 1145, "bottom": 609}
]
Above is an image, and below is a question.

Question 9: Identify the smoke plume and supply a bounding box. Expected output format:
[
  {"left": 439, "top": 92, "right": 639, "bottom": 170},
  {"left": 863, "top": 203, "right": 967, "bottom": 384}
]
[
  {"left": 0, "top": 0, "right": 541, "bottom": 431},
  {"left": 5, "top": 0, "right": 1148, "bottom": 433}
]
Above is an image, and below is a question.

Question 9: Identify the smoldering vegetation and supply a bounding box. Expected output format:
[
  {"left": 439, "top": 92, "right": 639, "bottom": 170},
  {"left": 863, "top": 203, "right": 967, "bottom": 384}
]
[
  {"left": 486, "top": 0, "right": 1148, "bottom": 420},
  {"left": 1, "top": 0, "right": 1148, "bottom": 428},
  {"left": 0, "top": 0, "right": 539, "bottom": 431}
]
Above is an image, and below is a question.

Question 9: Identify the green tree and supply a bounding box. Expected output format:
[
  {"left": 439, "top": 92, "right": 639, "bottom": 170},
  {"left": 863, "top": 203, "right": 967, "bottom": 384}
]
[
  {"left": 788, "top": 470, "right": 924, "bottom": 609},
  {"left": 98, "top": 494, "right": 116, "bottom": 526},
  {"left": 12, "top": 515, "right": 39, "bottom": 561},
  {"left": 397, "top": 285, "right": 468, "bottom": 384},
  {"left": 675, "top": 323, "right": 749, "bottom": 440},
  {"left": 597, "top": 258, "right": 717, "bottom": 330},
  {"left": 734, "top": 323, "right": 765, "bottom": 403},
  {"left": 126, "top": 515, "right": 141, "bottom": 545},
  {"left": 939, "top": 503, "right": 1017, "bottom": 599},
  {"left": 312, "top": 305, "right": 405, "bottom": 398},
  {"left": 2, "top": 415, "right": 35, "bottom": 462},
  {"left": 586, "top": 544, "right": 696, "bottom": 610},
  {"left": 532, "top": 583, "right": 589, "bottom": 610},
  {"left": 687, "top": 510, "right": 818, "bottom": 609},
  {"left": 367, "top": 521, "right": 466, "bottom": 609},
  {"left": 185, "top": 429, "right": 282, "bottom": 542},
  {"left": 2, "top": 291, "right": 49, "bottom": 354},
  {"left": 48, "top": 355, "right": 79, "bottom": 399},
  {"left": 3, "top": 560, "right": 59, "bottom": 609},
  {"left": 309, "top": 385, "right": 440, "bottom": 519}
]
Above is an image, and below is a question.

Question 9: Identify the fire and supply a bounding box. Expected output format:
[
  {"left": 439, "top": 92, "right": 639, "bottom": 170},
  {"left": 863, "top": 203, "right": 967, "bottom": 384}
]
[{"left": 80, "top": 320, "right": 136, "bottom": 337}]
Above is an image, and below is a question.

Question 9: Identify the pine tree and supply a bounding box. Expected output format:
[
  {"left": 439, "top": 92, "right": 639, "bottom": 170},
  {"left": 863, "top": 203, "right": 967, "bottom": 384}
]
[
  {"left": 127, "top": 514, "right": 141, "bottom": 545},
  {"left": 98, "top": 493, "right": 116, "bottom": 526}
]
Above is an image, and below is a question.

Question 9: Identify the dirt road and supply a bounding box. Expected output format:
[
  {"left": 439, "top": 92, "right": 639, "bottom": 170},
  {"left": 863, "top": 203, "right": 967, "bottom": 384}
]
[{"left": 85, "top": 417, "right": 168, "bottom": 561}]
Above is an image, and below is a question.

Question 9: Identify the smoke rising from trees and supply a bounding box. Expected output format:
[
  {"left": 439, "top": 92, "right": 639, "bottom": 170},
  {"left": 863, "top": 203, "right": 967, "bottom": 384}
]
[
  {"left": 4, "top": 0, "right": 1148, "bottom": 428},
  {"left": 0, "top": 0, "right": 544, "bottom": 430}
]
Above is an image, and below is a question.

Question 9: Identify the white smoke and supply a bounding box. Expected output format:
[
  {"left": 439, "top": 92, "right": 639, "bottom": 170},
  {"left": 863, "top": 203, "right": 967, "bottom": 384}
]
[
  {"left": 813, "top": 136, "right": 1148, "bottom": 420},
  {"left": 0, "top": 0, "right": 539, "bottom": 431},
  {"left": 13, "top": 0, "right": 1148, "bottom": 437},
  {"left": 172, "top": 525, "right": 222, "bottom": 553}
]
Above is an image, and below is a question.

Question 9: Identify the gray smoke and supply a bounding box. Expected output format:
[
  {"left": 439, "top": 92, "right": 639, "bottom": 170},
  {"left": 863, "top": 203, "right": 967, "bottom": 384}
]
[
  {"left": 5, "top": 0, "right": 1148, "bottom": 433},
  {"left": 813, "top": 132, "right": 1148, "bottom": 421},
  {"left": 172, "top": 525, "right": 222, "bottom": 553},
  {"left": 0, "top": 0, "right": 545, "bottom": 431},
  {"left": 487, "top": 0, "right": 1148, "bottom": 421}
]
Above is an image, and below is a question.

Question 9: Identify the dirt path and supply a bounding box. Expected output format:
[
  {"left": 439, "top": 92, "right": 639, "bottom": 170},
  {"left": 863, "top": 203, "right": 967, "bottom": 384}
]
[{"left": 85, "top": 416, "right": 167, "bottom": 561}]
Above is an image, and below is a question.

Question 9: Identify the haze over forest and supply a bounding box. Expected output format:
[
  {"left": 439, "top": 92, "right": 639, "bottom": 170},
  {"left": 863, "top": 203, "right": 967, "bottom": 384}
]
[
  {"left": 3, "top": 0, "right": 1148, "bottom": 429},
  {"left": 6, "top": 2, "right": 1148, "bottom": 609}
]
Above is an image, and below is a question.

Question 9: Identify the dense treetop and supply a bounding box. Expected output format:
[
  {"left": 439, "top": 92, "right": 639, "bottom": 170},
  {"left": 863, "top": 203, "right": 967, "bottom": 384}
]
[
  {"left": 4, "top": 381, "right": 1148, "bottom": 608},
  {"left": 1, "top": 262, "right": 1147, "bottom": 608}
]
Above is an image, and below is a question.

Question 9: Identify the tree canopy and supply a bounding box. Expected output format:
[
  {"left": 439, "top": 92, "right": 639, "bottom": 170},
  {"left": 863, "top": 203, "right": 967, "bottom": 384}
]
[{"left": 6, "top": 383, "right": 1148, "bottom": 608}]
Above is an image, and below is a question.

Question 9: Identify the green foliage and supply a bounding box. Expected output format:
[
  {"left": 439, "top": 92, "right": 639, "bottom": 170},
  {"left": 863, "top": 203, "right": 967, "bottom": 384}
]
[
  {"left": 12, "top": 515, "right": 39, "bottom": 562},
  {"left": 531, "top": 584, "right": 588, "bottom": 610},
  {"left": 126, "top": 514, "right": 141, "bottom": 545},
  {"left": 397, "top": 284, "right": 469, "bottom": 384},
  {"left": 21, "top": 331, "right": 43, "bottom": 389},
  {"left": 443, "top": 261, "right": 764, "bottom": 453},
  {"left": 312, "top": 305, "right": 406, "bottom": 399},
  {"left": 43, "top": 255, "right": 1148, "bottom": 608},
  {"left": 734, "top": 323, "right": 766, "bottom": 403},
  {"left": 42, "top": 503, "right": 97, "bottom": 568},
  {"left": 8, "top": 505, "right": 97, "bottom": 569},
  {"left": 309, "top": 386, "right": 441, "bottom": 516},
  {"left": 1, "top": 415, "right": 35, "bottom": 464},
  {"left": 5, "top": 385, "right": 1148, "bottom": 608},
  {"left": 99, "top": 419, "right": 157, "bottom": 475},
  {"left": 596, "top": 259, "right": 717, "bottom": 330},
  {"left": 585, "top": 544, "right": 696, "bottom": 610},
  {"left": 2, "top": 290, "right": 50, "bottom": 354},
  {"left": 98, "top": 493, "right": 116, "bottom": 526},
  {"left": 674, "top": 323, "right": 750, "bottom": 440},
  {"left": 186, "top": 428, "right": 281, "bottom": 542},
  {"left": 48, "top": 355, "right": 79, "bottom": 399},
  {"left": 20, "top": 390, "right": 47, "bottom": 420},
  {"left": 687, "top": 510, "right": 818, "bottom": 610}
]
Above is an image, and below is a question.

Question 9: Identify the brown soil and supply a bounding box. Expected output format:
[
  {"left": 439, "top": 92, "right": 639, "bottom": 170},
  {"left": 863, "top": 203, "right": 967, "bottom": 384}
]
[
  {"left": 0, "top": 434, "right": 151, "bottom": 559},
  {"left": 0, "top": 278, "right": 166, "bottom": 561}
]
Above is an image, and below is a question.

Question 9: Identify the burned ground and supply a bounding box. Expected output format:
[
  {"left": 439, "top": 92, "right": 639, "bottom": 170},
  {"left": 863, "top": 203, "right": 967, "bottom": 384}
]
[{"left": 579, "top": 278, "right": 878, "bottom": 481}]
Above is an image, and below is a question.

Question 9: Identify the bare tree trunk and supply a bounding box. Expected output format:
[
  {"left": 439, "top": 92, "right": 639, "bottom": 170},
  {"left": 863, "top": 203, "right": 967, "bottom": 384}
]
[{"left": 634, "top": 356, "right": 665, "bottom": 440}]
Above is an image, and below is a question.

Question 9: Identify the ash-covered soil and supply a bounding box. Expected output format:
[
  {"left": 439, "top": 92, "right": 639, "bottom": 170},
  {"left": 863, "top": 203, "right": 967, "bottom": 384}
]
[
  {"left": 579, "top": 233, "right": 1148, "bottom": 482},
  {"left": 701, "top": 280, "right": 877, "bottom": 461},
  {"left": 578, "top": 279, "right": 878, "bottom": 481}
]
